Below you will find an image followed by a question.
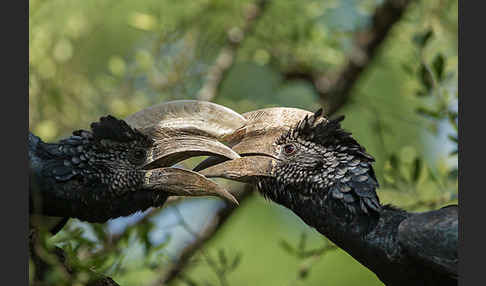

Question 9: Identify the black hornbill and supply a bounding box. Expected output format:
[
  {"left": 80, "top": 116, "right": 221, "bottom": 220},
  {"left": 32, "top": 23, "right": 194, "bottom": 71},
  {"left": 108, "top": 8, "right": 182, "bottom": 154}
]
[
  {"left": 197, "top": 107, "right": 458, "bottom": 286},
  {"left": 29, "top": 100, "right": 244, "bottom": 230}
]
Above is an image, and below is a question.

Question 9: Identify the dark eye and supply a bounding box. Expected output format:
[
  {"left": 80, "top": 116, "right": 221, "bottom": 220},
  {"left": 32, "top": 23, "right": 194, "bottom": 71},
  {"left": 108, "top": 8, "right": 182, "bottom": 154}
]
[
  {"left": 134, "top": 150, "right": 145, "bottom": 158},
  {"left": 130, "top": 149, "right": 146, "bottom": 163},
  {"left": 283, "top": 144, "right": 296, "bottom": 155}
]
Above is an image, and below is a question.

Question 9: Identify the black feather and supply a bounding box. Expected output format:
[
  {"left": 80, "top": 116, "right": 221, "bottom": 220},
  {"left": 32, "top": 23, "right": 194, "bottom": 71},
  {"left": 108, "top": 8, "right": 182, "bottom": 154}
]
[
  {"left": 257, "top": 108, "right": 457, "bottom": 286},
  {"left": 91, "top": 115, "right": 149, "bottom": 143}
]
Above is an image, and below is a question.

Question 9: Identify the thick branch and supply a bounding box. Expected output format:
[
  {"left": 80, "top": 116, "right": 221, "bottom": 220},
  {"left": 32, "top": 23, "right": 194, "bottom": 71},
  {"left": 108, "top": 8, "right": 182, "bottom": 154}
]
[{"left": 285, "top": 0, "right": 413, "bottom": 116}]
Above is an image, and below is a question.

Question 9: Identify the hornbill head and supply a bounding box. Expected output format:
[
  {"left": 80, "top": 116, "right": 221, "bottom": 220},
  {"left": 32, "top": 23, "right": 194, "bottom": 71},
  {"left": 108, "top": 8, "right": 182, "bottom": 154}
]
[
  {"left": 49, "top": 100, "right": 245, "bottom": 204},
  {"left": 197, "top": 107, "right": 381, "bottom": 223}
]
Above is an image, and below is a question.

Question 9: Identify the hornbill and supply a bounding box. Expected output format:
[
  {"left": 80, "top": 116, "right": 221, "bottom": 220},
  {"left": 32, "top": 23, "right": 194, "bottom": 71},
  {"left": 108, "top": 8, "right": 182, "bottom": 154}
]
[
  {"left": 29, "top": 100, "right": 244, "bottom": 230},
  {"left": 197, "top": 107, "right": 458, "bottom": 286}
]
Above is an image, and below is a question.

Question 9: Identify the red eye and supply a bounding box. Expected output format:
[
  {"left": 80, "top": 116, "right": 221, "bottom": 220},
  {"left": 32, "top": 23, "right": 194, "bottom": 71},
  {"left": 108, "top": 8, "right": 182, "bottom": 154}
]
[{"left": 283, "top": 144, "right": 296, "bottom": 155}]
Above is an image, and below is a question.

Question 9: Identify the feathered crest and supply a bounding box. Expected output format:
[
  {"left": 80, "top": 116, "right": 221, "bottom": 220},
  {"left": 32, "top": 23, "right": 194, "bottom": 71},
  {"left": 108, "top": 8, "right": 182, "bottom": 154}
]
[
  {"left": 291, "top": 109, "right": 374, "bottom": 161},
  {"left": 88, "top": 115, "right": 152, "bottom": 145}
]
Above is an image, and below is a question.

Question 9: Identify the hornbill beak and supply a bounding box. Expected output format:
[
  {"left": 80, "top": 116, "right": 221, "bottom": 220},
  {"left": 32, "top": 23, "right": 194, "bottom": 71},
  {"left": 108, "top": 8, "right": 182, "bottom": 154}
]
[
  {"left": 197, "top": 107, "right": 315, "bottom": 182},
  {"left": 143, "top": 167, "right": 239, "bottom": 205},
  {"left": 125, "top": 100, "right": 248, "bottom": 203},
  {"left": 126, "top": 100, "right": 247, "bottom": 168}
]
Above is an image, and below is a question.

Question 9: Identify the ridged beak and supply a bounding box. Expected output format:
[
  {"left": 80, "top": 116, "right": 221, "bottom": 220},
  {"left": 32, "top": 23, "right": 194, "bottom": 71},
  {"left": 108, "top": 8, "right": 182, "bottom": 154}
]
[
  {"left": 198, "top": 155, "right": 277, "bottom": 183},
  {"left": 125, "top": 100, "right": 249, "bottom": 203},
  {"left": 196, "top": 107, "right": 314, "bottom": 182},
  {"left": 143, "top": 167, "right": 238, "bottom": 205},
  {"left": 126, "top": 100, "right": 246, "bottom": 169},
  {"left": 142, "top": 134, "right": 240, "bottom": 169}
]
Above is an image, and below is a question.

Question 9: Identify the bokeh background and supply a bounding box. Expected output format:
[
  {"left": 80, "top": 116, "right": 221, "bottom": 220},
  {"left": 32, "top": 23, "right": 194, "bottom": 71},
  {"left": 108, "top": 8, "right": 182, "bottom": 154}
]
[{"left": 29, "top": 0, "right": 458, "bottom": 285}]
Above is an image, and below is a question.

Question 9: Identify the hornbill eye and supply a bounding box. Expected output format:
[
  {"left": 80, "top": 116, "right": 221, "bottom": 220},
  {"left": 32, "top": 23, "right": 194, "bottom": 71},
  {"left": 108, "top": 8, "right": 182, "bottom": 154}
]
[
  {"left": 129, "top": 149, "right": 146, "bottom": 164},
  {"left": 283, "top": 144, "right": 296, "bottom": 155},
  {"left": 134, "top": 150, "right": 145, "bottom": 159}
]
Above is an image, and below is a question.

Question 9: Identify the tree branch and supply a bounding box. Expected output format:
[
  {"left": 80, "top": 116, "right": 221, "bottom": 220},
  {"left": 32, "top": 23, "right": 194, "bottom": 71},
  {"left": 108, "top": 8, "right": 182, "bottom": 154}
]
[{"left": 284, "top": 0, "right": 413, "bottom": 116}]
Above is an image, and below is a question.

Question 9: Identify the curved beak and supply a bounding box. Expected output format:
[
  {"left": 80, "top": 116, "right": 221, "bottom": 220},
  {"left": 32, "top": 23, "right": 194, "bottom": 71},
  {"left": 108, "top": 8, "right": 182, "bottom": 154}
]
[
  {"left": 198, "top": 155, "right": 277, "bottom": 183},
  {"left": 125, "top": 100, "right": 249, "bottom": 203},
  {"left": 125, "top": 100, "right": 246, "bottom": 169},
  {"left": 143, "top": 134, "right": 240, "bottom": 169},
  {"left": 125, "top": 100, "right": 247, "bottom": 139},
  {"left": 143, "top": 167, "right": 238, "bottom": 205},
  {"left": 196, "top": 107, "right": 314, "bottom": 182}
]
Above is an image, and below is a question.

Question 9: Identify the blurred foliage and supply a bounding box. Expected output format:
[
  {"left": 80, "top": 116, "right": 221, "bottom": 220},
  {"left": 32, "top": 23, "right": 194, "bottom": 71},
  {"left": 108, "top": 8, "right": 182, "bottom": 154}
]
[{"left": 29, "top": 0, "right": 457, "bottom": 285}]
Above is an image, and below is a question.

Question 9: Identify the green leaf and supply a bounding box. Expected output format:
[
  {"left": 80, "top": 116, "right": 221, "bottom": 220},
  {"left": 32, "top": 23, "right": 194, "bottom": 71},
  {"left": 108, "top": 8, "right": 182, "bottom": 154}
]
[
  {"left": 419, "top": 64, "right": 434, "bottom": 91},
  {"left": 448, "top": 134, "right": 458, "bottom": 143},
  {"left": 448, "top": 168, "right": 458, "bottom": 180},
  {"left": 413, "top": 30, "right": 434, "bottom": 48},
  {"left": 415, "top": 89, "right": 429, "bottom": 97},
  {"left": 448, "top": 111, "right": 458, "bottom": 131},
  {"left": 401, "top": 63, "right": 415, "bottom": 75},
  {"left": 432, "top": 53, "right": 445, "bottom": 81},
  {"left": 416, "top": 107, "right": 441, "bottom": 119},
  {"left": 389, "top": 154, "right": 399, "bottom": 170},
  {"left": 205, "top": 254, "right": 218, "bottom": 270},
  {"left": 299, "top": 269, "right": 309, "bottom": 279},
  {"left": 383, "top": 174, "right": 396, "bottom": 186},
  {"left": 411, "top": 158, "right": 422, "bottom": 183},
  {"left": 279, "top": 239, "right": 295, "bottom": 255},
  {"left": 137, "top": 221, "right": 155, "bottom": 253},
  {"left": 91, "top": 224, "right": 107, "bottom": 243},
  {"left": 230, "top": 253, "right": 242, "bottom": 271},
  {"left": 218, "top": 249, "right": 228, "bottom": 268}
]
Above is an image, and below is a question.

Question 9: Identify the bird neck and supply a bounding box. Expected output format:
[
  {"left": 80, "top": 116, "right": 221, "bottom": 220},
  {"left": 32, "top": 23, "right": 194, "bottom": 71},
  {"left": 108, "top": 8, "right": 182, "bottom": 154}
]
[
  {"left": 285, "top": 189, "right": 410, "bottom": 278},
  {"left": 316, "top": 201, "right": 408, "bottom": 256},
  {"left": 260, "top": 174, "right": 410, "bottom": 277}
]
